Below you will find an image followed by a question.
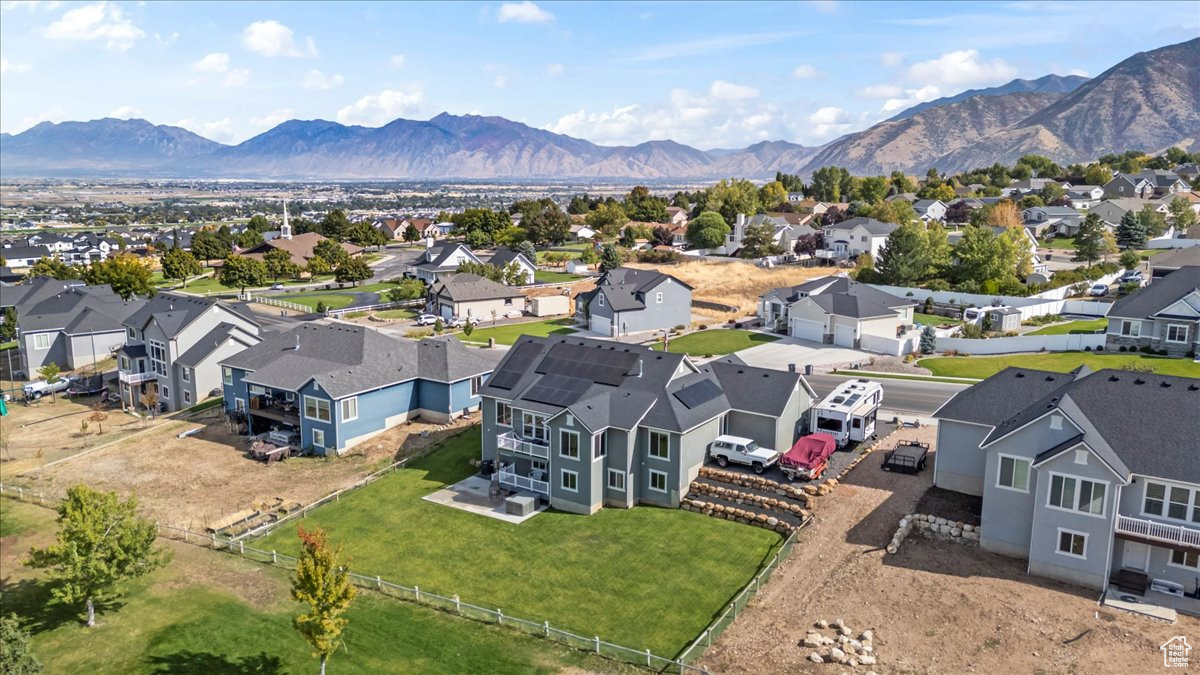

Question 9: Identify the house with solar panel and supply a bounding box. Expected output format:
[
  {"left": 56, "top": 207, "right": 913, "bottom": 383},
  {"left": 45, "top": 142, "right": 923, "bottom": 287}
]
[
  {"left": 479, "top": 335, "right": 814, "bottom": 514},
  {"left": 575, "top": 267, "right": 693, "bottom": 337},
  {"left": 220, "top": 324, "right": 502, "bottom": 455}
]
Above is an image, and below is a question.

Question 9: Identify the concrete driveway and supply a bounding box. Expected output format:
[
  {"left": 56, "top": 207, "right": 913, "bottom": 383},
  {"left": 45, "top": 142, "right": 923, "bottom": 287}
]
[{"left": 734, "top": 336, "right": 872, "bottom": 371}]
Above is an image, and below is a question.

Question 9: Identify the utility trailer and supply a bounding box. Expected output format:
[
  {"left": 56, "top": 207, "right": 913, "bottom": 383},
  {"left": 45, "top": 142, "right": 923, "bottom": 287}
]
[
  {"left": 779, "top": 433, "right": 838, "bottom": 481},
  {"left": 881, "top": 441, "right": 930, "bottom": 474},
  {"left": 809, "top": 379, "right": 883, "bottom": 447}
]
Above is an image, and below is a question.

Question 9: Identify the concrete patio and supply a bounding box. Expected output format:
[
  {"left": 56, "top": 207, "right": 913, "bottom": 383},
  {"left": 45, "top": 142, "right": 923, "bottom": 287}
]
[
  {"left": 422, "top": 475, "right": 547, "bottom": 524},
  {"left": 734, "top": 336, "right": 872, "bottom": 372}
]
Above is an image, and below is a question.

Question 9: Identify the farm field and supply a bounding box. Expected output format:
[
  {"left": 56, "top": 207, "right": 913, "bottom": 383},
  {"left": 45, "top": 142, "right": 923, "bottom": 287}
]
[
  {"left": 919, "top": 352, "right": 1200, "bottom": 379},
  {"left": 653, "top": 329, "right": 780, "bottom": 356},
  {"left": 0, "top": 499, "right": 626, "bottom": 674},
  {"left": 256, "top": 427, "right": 781, "bottom": 656},
  {"left": 628, "top": 260, "right": 831, "bottom": 316}
]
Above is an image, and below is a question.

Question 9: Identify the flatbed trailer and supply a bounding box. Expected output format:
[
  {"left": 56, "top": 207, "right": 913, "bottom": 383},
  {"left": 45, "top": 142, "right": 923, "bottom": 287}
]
[{"left": 881, "top": 441, "right": 929, "bottom": 474}]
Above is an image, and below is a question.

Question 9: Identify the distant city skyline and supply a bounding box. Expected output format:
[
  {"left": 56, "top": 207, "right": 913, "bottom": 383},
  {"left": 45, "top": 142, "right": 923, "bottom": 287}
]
[{"left": 1, "top": 0, "right": 1197, "bottom": 149}]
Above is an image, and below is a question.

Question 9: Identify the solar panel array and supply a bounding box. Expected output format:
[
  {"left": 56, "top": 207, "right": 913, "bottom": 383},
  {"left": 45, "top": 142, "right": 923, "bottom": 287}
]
[
  {"left": 535, "top": 343, "right": 639, "bottom": 386},
  {"left": 523, "top": 373, "right": 592, "bottom": 407},
  {"left": 488, "top": 341, "right": 543, "bottom": 390},
  {"left": 672, "top": 379, "right": 723, "bottom": 409}
]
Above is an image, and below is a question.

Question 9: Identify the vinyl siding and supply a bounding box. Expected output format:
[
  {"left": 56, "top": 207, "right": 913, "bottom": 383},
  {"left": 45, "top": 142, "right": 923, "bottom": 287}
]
[{"left": 934, "top": 420, "right": 992, "bottom": 497}]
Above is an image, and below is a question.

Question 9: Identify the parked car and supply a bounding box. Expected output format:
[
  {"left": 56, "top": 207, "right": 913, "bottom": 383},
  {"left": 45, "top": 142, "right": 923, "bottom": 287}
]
[
  {"left": 270, "top": 283, "right": 285, "bottom": 291},
  {"left": 1089, "top": 283, "right": 1109, "bottom": 297},
  {"left": 23, "top": 376, "right": 77, "bottom": 400},
  {"left": 1119, "top": 270, "right": 1144, "bottom": 284},
  {"left": 415, "top": 313, "right": 440, "bottom": 326},
  {"left": 707, "top": 434, "right": 780, "bottom": 474},
  {"left": 447, "top": 316, "right": 480, "bottom": 328}
]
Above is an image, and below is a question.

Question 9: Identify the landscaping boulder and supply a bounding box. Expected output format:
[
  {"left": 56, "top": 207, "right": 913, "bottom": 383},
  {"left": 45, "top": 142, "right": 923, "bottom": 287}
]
[{"left": 808, "top": 653, "right": 823, "bottom": 664}]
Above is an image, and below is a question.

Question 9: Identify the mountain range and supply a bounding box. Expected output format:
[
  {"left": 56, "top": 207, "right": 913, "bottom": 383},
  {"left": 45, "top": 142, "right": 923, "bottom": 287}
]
[{"left": 2, "top": 37, "right": 1197, "bottom": 180}]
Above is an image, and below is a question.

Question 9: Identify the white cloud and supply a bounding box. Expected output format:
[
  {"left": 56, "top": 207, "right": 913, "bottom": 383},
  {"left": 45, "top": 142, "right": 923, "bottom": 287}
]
[
  {"left": 154, "top": 32, "right": 178, "bottom": 47},
  {"left": 808, "top": 0, "right": 838, "bottom": 13},
  {"left": 250, "top": 108, "right": 295, "bottom": 130},
  {"left": 389, "top": 54, "right": 406, "bottom": 69},
  {"left": 546, "top": 63, "right": 564, "bottom": 76},
  {"left": 241, "top": 20, "right": 314, "bottom": 58},
  {"left": 497, "top": 1, "right": 553, "bottom": 24},
  {"left": 173, "top": 118, "right": 237, "bottom": 143},
  {"left": 808, "top": 106, "right": 856, "bottom": 138},
  {"left": 223, "top": 68, "right": 250, "bottom": 87},
  {"left": 44, "top": 1, "right": 144, "bottom": 51},
  {"left": 709, "top": 80, "right": 758, "bottom": 101},
  {"left": 0, "top": 56, "right": 32, "bottom": 74},
  {"left": 629, "top": 31, "right": 801, "bottom": 63},
  {"left": 335, "top": 87, "right": 423, "bottom": 126},
  {"left": 791, "top": 64, "right": 820, "bottom": 79},
  {"left": 880, "top": 51, "right": 904, "bottom": 67},
  {"left": 107, "top": 105, "right": 141, "bottom": 119},
  {"left": 193, "top": 52, "right": 230, "bottom": 73},
  {"left": 1067, "top": 68, "right": 1089, "bottom": 77},
  {"left": 880, "top": 85, "right": 942, "bottom": 114},
  {"left": 1, "top": 1, "right": 61, "bottom": 12},
  {"left": 861, "top": 84, "right": 903, "bottom": 98},
  {"left": 906, "top": 49, "right": 1016, "bottom": 87},
  {"left": 493, "top": 75, "right": 508, "bottom": 89},
  {"left": 303, "top": 69, "right": 344, "bottom": 90}
]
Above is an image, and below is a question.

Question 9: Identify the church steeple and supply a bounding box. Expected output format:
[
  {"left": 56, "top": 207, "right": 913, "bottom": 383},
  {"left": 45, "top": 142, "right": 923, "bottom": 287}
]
[{"left": 280, "top": 200, "right": 292, "bottom": 240}]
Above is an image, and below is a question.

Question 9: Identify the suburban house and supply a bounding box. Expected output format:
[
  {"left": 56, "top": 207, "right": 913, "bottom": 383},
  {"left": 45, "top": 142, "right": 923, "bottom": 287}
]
[
  {"left": 1022, "top": 206, "right": 1084, "bottom": 237},
  {"left": 1104, "top": 174, "right": 1155, "bottom": 199},
  {"left": 428, "top": 273, "right": 526, "bottom": 322},
  {"left": 665, "top": 206, "right": 689, "bottom": 226},
  {"left": 758, "top": 275, "right": 917, "bottom": 351},
  {"left": 818, "top": 217, "right": 898, "bottom": 260},
  {"left": 725, "top": 213, "right": 818, "bottom": 255},
  {"left": 486, "top": 248, "right": 538, "bottom": 285},
  {"left": 221, "top": 324, "right": 501, "bottom": 455},
  {"left": 1067, "top": 185, "right": 1105, "bottom": 209},
  {"left": 1090, "top": 198, "right": 1153, "bottom": 227},
  {"left": 118, "top": 293, "right": 262, "bottom": 412},
  {"left": 1133, "top": 170, "right": 1189, "bottom": 198},
  {"left": 408, "top": 242, "right": 483, "bottom": 283},
  {"left": 575, "top": 267, "right": 692, "bottom": 337},
  {"left": 0, "top": 244, "right": 50, "bottom": 268},
  {"left": 478, "top": 335, "right": 813, "bottom": 514},
  {"left": 912, "top": 199, "right": 947, "bottom": 223},
  {"left": 1104, "top": 266, "right": 1199, "bottom": 357},
  {"left": 12, "top": 278, "right": 145, "bottom": 375},
  {"left": 933, "top": 366, "right": 1200, "bottom": 607},
  {"left": 1149, "top": 248, "right": 1200, "bottom": 280}
]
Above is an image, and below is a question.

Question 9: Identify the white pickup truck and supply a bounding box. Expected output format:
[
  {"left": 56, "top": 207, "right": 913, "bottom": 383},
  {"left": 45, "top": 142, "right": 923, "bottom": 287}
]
[
  {"left": 707, "top": 435, "right": 780, "bottom": 474},
  {"left": 23, "top": 376, "right": 76, "bottom": 400}
]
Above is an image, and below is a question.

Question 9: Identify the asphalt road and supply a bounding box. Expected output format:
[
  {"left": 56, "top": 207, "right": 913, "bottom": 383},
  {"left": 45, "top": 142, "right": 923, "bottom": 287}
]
[{"left": 806, "top": 373, "right": 968, "bottom": 416}]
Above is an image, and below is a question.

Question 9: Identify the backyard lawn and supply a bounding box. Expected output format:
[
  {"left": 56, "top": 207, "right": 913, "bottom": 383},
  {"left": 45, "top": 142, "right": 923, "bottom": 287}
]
[
  {"left": 533, "top": 270, "right": 586, "bottom": 283},
  {"left": 1026, "top": 318, "right": 1108, "bottom": 335},
  {"left": 1, "top": 500, "right": 621, "bottom": 674},
  {"left": 256, "top": 428, "right": 781, "bottom": 656},
  {"left": 914, "top": 312, "right": 953, "bottom": 326},
  {"left": 654, "top": 329, "right": 779, "bottom": 357},
  {"left": 920, "top": 352, "right": 1200, "bottom": 379},
  {"left": 456, "top": 318, "right": 577, "bottom": 345},
  {"left": 1041, "top": 237, "right": 1077, "bottom": 250}
]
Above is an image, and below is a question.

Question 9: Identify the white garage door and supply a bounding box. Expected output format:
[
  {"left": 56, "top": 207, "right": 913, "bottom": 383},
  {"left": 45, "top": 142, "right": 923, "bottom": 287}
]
[
  {"left": 833, "top": 324, "right": 857, "bottom": 348},
  {"left": 440, "top": 304, "right": 455, "bottom": 321},
  {"left": 590, "top": 314, "right": 611, "bottom": 336},
  {"left": 790, "top": 318, "right": 824, "bottom": 344}
]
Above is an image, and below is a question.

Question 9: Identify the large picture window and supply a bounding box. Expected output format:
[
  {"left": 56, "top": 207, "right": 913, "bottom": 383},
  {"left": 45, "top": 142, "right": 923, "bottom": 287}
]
[
  {"left": 648, "top": 431, "right": 670, "bottom": 460},
  {"left": 997, "top": 455, "right": 1030, "bottom": 492},
  {"left": 495, "top": 401, "right": 512, "bottom": 427},
  {"left": 304, "top": 395, "right": 331, "bottom": 422}
]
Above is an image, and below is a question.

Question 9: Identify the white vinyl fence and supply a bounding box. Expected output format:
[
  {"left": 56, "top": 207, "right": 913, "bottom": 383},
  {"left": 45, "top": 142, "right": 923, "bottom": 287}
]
[{"left": 936, "top": 333, "right": 1107, "bottom": 355}]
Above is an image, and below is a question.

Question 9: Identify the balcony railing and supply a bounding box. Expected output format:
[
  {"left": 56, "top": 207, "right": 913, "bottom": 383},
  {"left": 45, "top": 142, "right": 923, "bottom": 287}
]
[
  {"left": 498, "top": 470, "right": 549, "bottom": 495},
  {"left": 1116, "top": 514, "right": 1200, "bottom": 548},
  {"left": 496, "top": 431, "right": 550, "bottom": 459},
  {"left": 119, "top": 371, "right": 157, "bottom": 384}
]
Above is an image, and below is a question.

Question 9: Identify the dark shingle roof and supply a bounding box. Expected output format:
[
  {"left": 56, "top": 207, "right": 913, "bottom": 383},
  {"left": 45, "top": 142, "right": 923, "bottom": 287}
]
[
  {"left": 1150, "top": 249, "right": 1200, "bottom": 271},
  {"left": 15, "top": 281, "right": 143, "bottom": 333},
  {"left": 1107, "top": 266, "right": 1199, "bottom": 320},
  {"left": 431, "top": 274, "right": 524, "bottom": 302},
  {"left": 487, "top": 248, "right": 533, "bottom": 270},
  {"left": 124, "top": 292, "right": 259, "bottom": 337},
  {"left": 765, "top": 275, "right": 915, "bottom": 317},
  {"left": 581, "top": 267, "right": 691, "bottom": 314},
  {"left": 703, "top": 358, "right": 808, "bottom": 417},
  {"left": 933, "top": 367, "right": 1074, "bottom": 426},
  {"left": 175, "top": 322, "right": 259, "bottom": 368}
]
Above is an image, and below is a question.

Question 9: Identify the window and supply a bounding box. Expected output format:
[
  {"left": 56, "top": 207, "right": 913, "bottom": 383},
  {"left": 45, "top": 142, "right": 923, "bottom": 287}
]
[
  {"left": 33, "top": 333, "right": 49, "bottom": 350},
  {"left": 816, "top": 417, "right": 843, "bottom": 432},
  {"left": 148, "top": 340, "right": 167, "bottom": 376},
  {"left": 471, "top": 376, "right": 482, "bottom": 397},
  {"left": 1120, "top": 320, "right": 1140, "bottom": 337},
  {"left": 648, "top": 431, "right": 670, "bottom": 460},
  {"left": 1057, "top": 529, "right": 1087, "bottom": 559},
  {"left": 312, "top": 428, "right": 326, "bottom": 449},
  {"left": 560, "top": 469, "right": 578, "bottom": 492},
  {"left": 1078, "top": 480, "right": 1106, "bottom": 515},
  {"left": 119, "top": 356, "right": 128, "bottom": 371},
  {"left": 1169, "top": 486, "right": 1190, "bottom": 520},
  {"left": 181, "top": 367, "right": 190, "bottom": 383},
  {"left": 656, "top": 292, "right": 663, "bottom": 304},
  {"left": 607, "top": 469, "right": 625, "bottom": 491},
  {"left": 559, "top": 430, "right": 580, "bottom": 460},
  {"left": 521, "top": 412, "right": 547, "bottom": 443},
  {"left": 504, "top": 297, "right": 513, "bottom": 306},
  {"left": 223, "top": 367, "right": 233, "bottom": 385},
  {"left": 127, "top": 327, "right": 136, "bottom": 339},
  {"left": 340, "top": 397, "right": 358, "bottom": 422},
  {"left": 649, "top": 470, "right": 668, "bottom": 493},
  {"left": 234, "top": 398, "right": 245, "bottom": 412},
  {"left": 1166, "top": 324, "right": 1189, "bottom": 343},
  {"left": 1170, "top": 549, "right": 1200, "bottom": 570},
  {"left": 1145, "top": 482, "right": 1167, "bottom": 516},
  {"left": 183, "top": 391, "right": 191, "bottom": 404},
  {"left": 496, "top": 401, "right": 512, "bottom": 427},
  {"left": 303, "top": 395, "right": 331, "bottom": 422},
  {"left": 1049, "top": 475, "right": 1076, "bottom": 510},
  {"left": 597, "top": 294, "right": 605, "bottom": 307},
  {"left": 1048, "top": 474, "right": 1106, "bottom": 516},
  {"left": 997, "top": 455, "right": 1030, "bottom": 492},
  {"left": 160, "top": 385, "right": 169, "bottom": 399},
  {"left": 593, "top": 433, "right": 607, "bottom": 460}
]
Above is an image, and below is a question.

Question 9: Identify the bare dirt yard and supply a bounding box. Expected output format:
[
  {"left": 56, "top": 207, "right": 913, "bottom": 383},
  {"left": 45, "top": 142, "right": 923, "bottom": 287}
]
[
  {"left": 628, "top": 260, "right": 833, "bottom": 318},
  {"left": 0, "top": 393, "right": 158, "bottom": 476},
  {"left": 13, "top": 408, "right": 477, "bottom": 530},
  {"left": 700, "top": 423, "right": 1198, "bottom": 674}
]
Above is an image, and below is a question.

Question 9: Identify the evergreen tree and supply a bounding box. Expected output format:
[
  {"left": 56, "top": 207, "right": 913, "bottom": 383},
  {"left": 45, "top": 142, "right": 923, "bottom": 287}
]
[
  {"left": 876, "top": 223, "right": 929, "bottom": 285},
  {"left": 1072, "top": 213, "right": 1106, "bottom": 265},
  {"left": 1114, "top": 210, "right": 1147, "bottom": 249},
  {"left": 0, "top": 614, "right": 41, "bottom": 674},
  {"left": 919, "top": 325, "right": 937, "bottom": 355},
  {"left": 599, "top": 244, "right": 622, "bottom": 273}
]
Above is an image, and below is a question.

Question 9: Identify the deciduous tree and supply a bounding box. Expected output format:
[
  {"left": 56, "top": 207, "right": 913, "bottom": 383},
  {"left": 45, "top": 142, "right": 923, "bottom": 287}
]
[
  {"left": 585, "top": 202, "right": 627, "bottom": 236},
  {"left": 263, "top": 248, "right": 299, "bottom": 282},
  {"left": 219, "top": 254, "right": 269, "bottom": 294},
  {"left": 313, "top": 239, "right": 350, "bottom": 269},
  {"left": 334, "top": 258, "right": 373, "bottom": 286},
  {"left": 160, "top": 248, "right": 201, "bottom": 287},
  {"left": 28, "top": 257, "right": 79, "bottom": 280},
  {"left": 291, "top": 526, "right": 356, "bottom": 675},
  {"left": 738, "top": 222, "right": 782, "bottom": 258},
  {"left": 685, "top": 211, "right": 730, "bottom": 249},
  {"left": 705, "top": 178, "right": 761, "bottom": 225},
  {"left": 36, "top": 362, "right": 62, "bottom": 403},
  {"left": 82, "top": 254, "right": 154, "bottom": 300}
]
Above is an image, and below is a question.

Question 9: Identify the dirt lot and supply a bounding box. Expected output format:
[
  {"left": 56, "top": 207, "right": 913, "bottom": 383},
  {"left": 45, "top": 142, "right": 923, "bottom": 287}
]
[
  {"left": 13, "top": 409, "right": 476, "bottom": 530},
  {"left": 700, "top": 424, "right": 1199, "bottom": 674},
  {"left": 0, "top": 393, "right": 158, "bottom": 476},
  {"left": 628, "top": 260, "right": 833, "bottom": 317}
]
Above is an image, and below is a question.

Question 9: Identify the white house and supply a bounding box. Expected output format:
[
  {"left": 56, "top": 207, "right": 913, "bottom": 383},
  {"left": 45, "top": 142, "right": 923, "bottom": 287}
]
[
  {"left": 819, "top": 217, "right": 898, "bottom": 260},
  {"left": 759, "top": 275, "right": 917, "bottom": 351}
]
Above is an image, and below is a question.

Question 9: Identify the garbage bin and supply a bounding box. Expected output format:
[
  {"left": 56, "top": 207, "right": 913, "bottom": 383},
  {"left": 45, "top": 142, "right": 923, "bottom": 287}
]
[{"left": 804, "top": 364, "right": 813, "bottom": 376}]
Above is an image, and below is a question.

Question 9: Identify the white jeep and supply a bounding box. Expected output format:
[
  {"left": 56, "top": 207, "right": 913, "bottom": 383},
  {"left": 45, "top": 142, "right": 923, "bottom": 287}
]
[{"left": 707, "top": 434, "right": 780, "bottom": 474}]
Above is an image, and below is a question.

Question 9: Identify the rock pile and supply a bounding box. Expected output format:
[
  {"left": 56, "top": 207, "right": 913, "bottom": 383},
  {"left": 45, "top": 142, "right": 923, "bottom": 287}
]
[
  {"left": 687, "top": 481, "right": 811, "bottom": 519},
  {"left": 680, "top": 498, "right": 795, "bottom": 534},
  {"left": 798, "top": 618, "right": 879, "bottom": 669},
  {"left": 697, "top": 467, "right": 812, "bottom": 505},
  {"left": 887, "top": 513, "right": 981, "bottom": 554}
]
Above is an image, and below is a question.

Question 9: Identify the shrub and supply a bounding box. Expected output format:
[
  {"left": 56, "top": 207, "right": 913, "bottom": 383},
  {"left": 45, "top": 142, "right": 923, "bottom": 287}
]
[
  {"left": 1118, "top": 346, "right": 1127, "bottom": 352},
  {"left": 1140, "top": 345, "right": 1154, "bottom": 354},
  {"left": 698, "top": 324, "right": 708, "bottom": 330},
  {"left": 925, "top": 279, "right": 951, "bottom": 291},
  {"left": 315, "top": 301, "right": 328, "bottom": 313},
  {"left": 673, "top": 324, "right": 687, "bottom": 331}
]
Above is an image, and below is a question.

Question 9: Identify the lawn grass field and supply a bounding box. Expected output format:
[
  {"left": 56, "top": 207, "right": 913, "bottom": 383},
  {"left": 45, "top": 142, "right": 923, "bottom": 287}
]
[
  {"left": 255, "top": 428, "right": 781, "bottom": 656},
  {"left": 456, "top": 318, "right": 577, "bottom": 345},
  {"left": 0, "top": 497, "right": 50, "bottom": 538},
  {"left": 1026, "top": 318, "right": 1108, "bottom": 335},
  {"left": 374, "top": 308, "right": 416, "bottom": 320},
  {"left": 1, "top": 500, "right": 623, "bottom": 674},
  {"left": 1041, "top": 237, "right": 1077, "bottom": 250},
  {"left": 533, "top": 270, "right": 586, "bottom": 283},
  {"left": 914, "top": 312, "right": 953, "bottom": 326},
  {"left": 920, "top": 352, "right": 1200, "bottom": 379},
  {"left": 653, "top": 329, "right": 780, "bottom": 356},
  {"left": 281, "top": 281, "right": 401, "bottom": 310}
]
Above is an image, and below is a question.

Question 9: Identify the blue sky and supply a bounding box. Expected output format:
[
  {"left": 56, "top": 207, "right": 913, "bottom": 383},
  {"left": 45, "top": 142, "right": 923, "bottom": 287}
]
[{"left": 1, "top": 1, "right": 1197, "bottom": 148}]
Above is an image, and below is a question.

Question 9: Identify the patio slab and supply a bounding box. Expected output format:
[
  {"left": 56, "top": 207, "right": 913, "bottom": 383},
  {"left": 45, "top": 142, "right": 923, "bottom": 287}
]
[
  {"left": 422, "top": 475, "right": 547, "bottom": 524},
  {"left": 1103, "top": 587, "right": 1179, "bottom": 622}
]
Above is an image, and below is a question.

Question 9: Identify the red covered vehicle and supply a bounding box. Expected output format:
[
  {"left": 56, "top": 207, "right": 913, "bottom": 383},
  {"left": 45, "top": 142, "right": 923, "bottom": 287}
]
[{"left": 779, "top": 433, "right": 838, "bottom": 481}]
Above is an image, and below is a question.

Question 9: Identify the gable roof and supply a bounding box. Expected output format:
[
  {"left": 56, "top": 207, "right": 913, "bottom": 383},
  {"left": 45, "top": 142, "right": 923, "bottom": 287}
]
[
  {"left": 431, "top": 273, "right": 524, "bottom": 302},
  {"left": 243, "top": 232, "right": 363, "bottom": 267},
  {"left": 175, "top": 322, "right": 260, "bottom": 368},
  {"left": 703, "top": 357, "right": 810, "bottom": 417},
  {"left": 487, "top": 248, "right": 534, "bottom": 270},
  {"left": 1107, "top": 266, "right": 1200, "bottom": 320},
  {"left": 124, "top": 292, "right": 258, "bottom": 337},
  {"left": 933, "top": 367, "right": 1076, "bottom": 427},
  {"left": 826, "top": 217, "right": 897, "bottom": 237},
  {"left": 1150, "top": 248, "right": 1200, "bottom": 272},
  {"left": 581, "top": 267, "right": 691, "bottom": 313},
  {"left": 14, "top": 280, "right": 144, "bottom": 333},
  {"left": 764, "top": 275, "right": 916, "bottom": 317},
  {"left": 412, "top": 242, "right": 480, "bottom": 272}
]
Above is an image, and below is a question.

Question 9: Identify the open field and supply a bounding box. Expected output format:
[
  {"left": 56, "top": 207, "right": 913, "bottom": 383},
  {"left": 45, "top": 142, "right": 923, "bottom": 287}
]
[
  {"left": 1026, "top": 318, "right": 1108, "bottom": 335},
  {"left": 629, "top": 260, "right": 832, "bottom": 316},
  {"left": 699, "top": 424, "right": 1199, "bottom": 674},
  {"left": 256, "top": 428, "right": 781, "bottom": 656},
  {"left": 920, "top": 352, "right": 1200, "bottom": 379},
  {"left": 0, "top": 394, "right": 163, "bottom": 475},
  {"left": 653, "top": 329, "right": 779, "bottom": 356},
  {"left": 0, "top": 499, "right": 626, "bottom": 674},
  {"left": 15, "top": 410, "right": 476, "bottom": 528},
  {"left": 456, "top": 317, "right": 577, "bottom": 345}
]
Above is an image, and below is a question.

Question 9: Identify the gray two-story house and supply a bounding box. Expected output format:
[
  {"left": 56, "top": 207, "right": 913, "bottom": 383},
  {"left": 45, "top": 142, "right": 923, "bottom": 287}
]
[
  {"left": 934, "top": 366, "right": 1200, "bottom": 612},
  {"left": 10, "top": 277, "right": 145, "bottom": 375},
  {"left": 479, "top": 335, "right": 813, "bottom": 515},
  {"left": 1105, "top": 265, "right": 1198, "bottom": 358},
  {"left": 575, "top": 267, "right": 692, "bottom": 337}
]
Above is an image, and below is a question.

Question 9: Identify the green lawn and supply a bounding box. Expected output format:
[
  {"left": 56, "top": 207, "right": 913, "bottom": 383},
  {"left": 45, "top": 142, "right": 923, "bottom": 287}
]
[
  {"left": 256, "top": 428, "right": 780, "bottom": 656},
  {"left": 281, "top": 281, "right": 401, "bottom": 311},
  {"left": 0, "top": 497, "right": 51, "bottom": 538},
  {"left": 171, "top": 273, "right": 339, "bottom": 295},
  {"left": 1, "top": 340, "right": 16, "bottom": 351},
  {"left": 920, "top": 352, "right": 1200, "bottom": 379},
  {"left": 1026, "top": 318, "right": 1108, "bottom": 335},
  {"left": 1041, "top": 237, "right": 1077, "bottom": 250},
  {"left": 1, "top": 501, "right": 622, "bottom": 674},
  {"left": 374, "top": 308, "right": 416, "bottom": 320},
  {"left": 533, "top": 270, "right": 586, "bottom": 284},
  {"left": 914, "top": 312, "right": 953, "bottom": 326},
  {"left": 456, "top": 318, "right": 577, "bottom": 345},
  {"left": 653, "top": 329, "right": 780, "bottom": 357}
]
